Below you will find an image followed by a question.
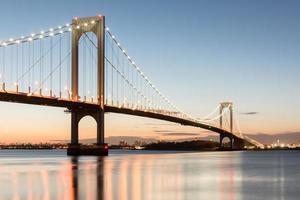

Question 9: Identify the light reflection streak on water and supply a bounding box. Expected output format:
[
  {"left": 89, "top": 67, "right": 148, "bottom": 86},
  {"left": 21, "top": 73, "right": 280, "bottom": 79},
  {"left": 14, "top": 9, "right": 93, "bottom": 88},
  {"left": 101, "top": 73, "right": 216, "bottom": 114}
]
[{"left": 119, "top": 158, "right": 128, "bottom": 200}]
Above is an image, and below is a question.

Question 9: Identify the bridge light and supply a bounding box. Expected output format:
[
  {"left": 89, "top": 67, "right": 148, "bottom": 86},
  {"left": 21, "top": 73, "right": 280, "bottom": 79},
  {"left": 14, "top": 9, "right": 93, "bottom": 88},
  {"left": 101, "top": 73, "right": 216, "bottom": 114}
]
[
  {"left": 117, "top": 42, "right": 120, "bottom": 46},
  {"left": 66, "top": 23, "right": 70, "bottom": 27},
  {"left": 84, "top": 23, "right": 88, "bottom": 27},
  {"left": 64, "top": 86, "right": 68, "bottom": 90},
  {"left": 15, "top": 40, "right": 20, "bottom": 44},
  {"left": 49, "top": 32, "right": 54, "bottom": 37},
  {"left": 28, "top": 38, "right": 33, "bottom": 42},
  {"left": 59, "top": 30, "right": 63, "bottom": 34},
  {"left": 21, "top": 36, "right": 25, "bottom": 39},
  {"left": 112, "top": 35, "right": 115, "bottom": 39},
  {"left": 35, "top": 81, "right": 39, "bottom": 85},
  {"left": 91, "top": 20, "right": 95, "bottom": 24},
  {"left": 132, "top": 61, "right": 135, "bottom": 65},
  {"left": 39, "top": 35, "right": 44, "bottom": 39},
  {"left": 2, "top": 42, "right": 7, "bottom": 46},
  {"left": 76, "top": 25, "right": 80, "bottom": 29},
  {"left": 68, "top": 28, "right": 72, "bottom": 32},
  {"left": 74, "top": 17, "right": 78, "bottom": 20},
  {"left": 105, "top": 27, "right": 109, "bottom": 31},
  {"left": 31, "top": 33, "right": 35, "bottom": 37},
  {"left": 122, "top": 49, "right": 126, "bottom": 53},
  {"left": 104, "top": 144, "right": 108, "bottom": 150},
  {"left": 49, "top": 28, "right": 54, "bottom": 32},
  {"left": 40, "top": 31, "right": 45, "bottom": 34},
  {"left": 58, "top": 26, "right": 62, "bottom": 29}
]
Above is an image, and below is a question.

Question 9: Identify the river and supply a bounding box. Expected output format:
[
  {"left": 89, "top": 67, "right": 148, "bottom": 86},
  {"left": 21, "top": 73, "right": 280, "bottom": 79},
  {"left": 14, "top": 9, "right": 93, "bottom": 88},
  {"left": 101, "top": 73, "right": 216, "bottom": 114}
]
[{"left": 0, "top": 150, "right": 299, "bottom": 200}]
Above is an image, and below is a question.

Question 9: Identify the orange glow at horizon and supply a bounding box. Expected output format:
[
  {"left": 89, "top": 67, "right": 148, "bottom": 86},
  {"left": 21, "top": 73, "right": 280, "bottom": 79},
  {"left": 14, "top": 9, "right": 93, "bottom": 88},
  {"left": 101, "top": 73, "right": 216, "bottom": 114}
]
[{"left": 0, "top": 101, "right": 299, "bottom": 144}]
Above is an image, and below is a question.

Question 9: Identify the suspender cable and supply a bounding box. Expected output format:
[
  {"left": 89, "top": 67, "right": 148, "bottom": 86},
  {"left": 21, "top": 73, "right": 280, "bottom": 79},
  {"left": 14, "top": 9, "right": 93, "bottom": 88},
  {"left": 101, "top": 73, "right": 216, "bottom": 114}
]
[
  {"left": 122, "top": 50, "right": 125, "bottom": 106},
  {"left": 16, "top": 44, "right": 18, "bottom": 88},
  {"left": 39, "top": 39, "right": 42, "bottom": 94},
  {"left": 111, "top": 37, "right": 114, "bottom": 105},
  {"left": 28, "top": 42, "right": 31, "bottom": 93},
  {"left": 32, "top": 41, "right": 35, "bottom": 91},
  {"left": 59, "top": 34, "right": 62, "bottom": 98},
  {"left": 83, "top": 36, "right": 86, "bottom": 100},
  {"left": 10, "top": 46, "right": 13, "bottom": 87},
  {"left": 67, "top": 32, "right": 70, "bottom": 97},
  {"left": 89, "top": 36, "right": 93, "bottom": 101},
  {"left": 0, "top": 48, "right": 2, "bottom": 83},
  {"left": 21, "top": 43, "right": 24, "bottom": 91},
  {"left": 88, "top": 37, "right": 92, "bottom": 101},
  {"left": 2, "top": 47, "right": 5, "bottom": 89},
  {"left": 50, "top": 37, "right": 53, "bottom": 96},
  {"left": 116, "top": 46, "right": 119, "bottom": 106}
]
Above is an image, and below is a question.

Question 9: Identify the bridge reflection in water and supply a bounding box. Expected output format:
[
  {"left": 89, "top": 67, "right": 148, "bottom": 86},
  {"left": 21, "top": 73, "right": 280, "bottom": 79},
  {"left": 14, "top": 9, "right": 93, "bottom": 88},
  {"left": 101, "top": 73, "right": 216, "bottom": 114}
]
[{"left": 0, "top": 151, "right": 246, "bottom": 200}]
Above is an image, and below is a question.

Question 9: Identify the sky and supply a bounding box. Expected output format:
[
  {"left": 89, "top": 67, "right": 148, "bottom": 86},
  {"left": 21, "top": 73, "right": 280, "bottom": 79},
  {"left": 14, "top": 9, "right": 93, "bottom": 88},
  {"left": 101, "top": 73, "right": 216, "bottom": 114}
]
[{"left": 0, "top": 0, "right": 299, "bottom": 143}]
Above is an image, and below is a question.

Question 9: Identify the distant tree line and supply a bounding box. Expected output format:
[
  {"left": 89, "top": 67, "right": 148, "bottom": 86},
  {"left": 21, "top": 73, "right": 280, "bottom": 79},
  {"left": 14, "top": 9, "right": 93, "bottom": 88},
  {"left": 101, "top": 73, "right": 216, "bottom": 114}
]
[
  {"left": 0, "top": 143, "right": 67, "bottom": 149},
  {"left": 144, "top": 140, "right": 219, "bottom": 151}
]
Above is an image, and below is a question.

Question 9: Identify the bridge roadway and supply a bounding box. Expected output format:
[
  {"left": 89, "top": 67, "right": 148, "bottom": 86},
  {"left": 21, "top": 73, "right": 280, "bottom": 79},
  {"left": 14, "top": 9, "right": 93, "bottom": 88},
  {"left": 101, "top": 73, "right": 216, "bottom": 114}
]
[{"left": 0, "top": 90, "right": 245, "bottom": 145}]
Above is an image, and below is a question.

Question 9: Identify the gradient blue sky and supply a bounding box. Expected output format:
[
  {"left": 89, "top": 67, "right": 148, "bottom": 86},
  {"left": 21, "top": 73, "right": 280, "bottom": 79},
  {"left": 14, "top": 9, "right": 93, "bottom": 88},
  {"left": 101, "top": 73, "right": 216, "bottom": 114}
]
[{"left": 0, "top": 0, "right": 299, "bottom": 143}]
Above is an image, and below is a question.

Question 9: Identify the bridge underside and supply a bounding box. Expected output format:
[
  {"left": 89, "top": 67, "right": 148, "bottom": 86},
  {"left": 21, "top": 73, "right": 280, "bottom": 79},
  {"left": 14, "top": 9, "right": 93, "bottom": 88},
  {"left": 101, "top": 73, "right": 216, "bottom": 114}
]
[{"left": 0, "top": 91, "right": 252, "bottom": 150}]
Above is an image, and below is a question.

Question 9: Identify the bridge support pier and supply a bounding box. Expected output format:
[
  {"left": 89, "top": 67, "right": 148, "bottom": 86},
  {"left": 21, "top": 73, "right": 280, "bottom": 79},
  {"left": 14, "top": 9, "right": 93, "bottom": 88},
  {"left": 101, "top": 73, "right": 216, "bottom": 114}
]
[
  {"left": 219, "top": 134, "right": 233, "bottom": 150},
  {"left": 219, "top": 134, "right": 245, "bottom": 150},
  {"left": 67, "top": 108, "right": 108, "bottom": 156},
  {"left": 232, "top": 137, "right": 245, "bottom": 150}
]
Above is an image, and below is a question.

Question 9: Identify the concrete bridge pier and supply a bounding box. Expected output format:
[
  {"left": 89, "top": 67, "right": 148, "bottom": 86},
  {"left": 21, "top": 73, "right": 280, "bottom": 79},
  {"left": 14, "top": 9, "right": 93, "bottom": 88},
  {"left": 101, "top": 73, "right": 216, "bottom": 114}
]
[
  {"left": 232, "top": 137, "right": 245, "bottom": 150},
  {"left": 67, "top": 108, "right": 108, "bottom": 156},
  {"left": 219, "top": 134, "right": 245, "bottom": 150},
  {"left": 219, "top": 134, "right": 233, "bottom": 150}
]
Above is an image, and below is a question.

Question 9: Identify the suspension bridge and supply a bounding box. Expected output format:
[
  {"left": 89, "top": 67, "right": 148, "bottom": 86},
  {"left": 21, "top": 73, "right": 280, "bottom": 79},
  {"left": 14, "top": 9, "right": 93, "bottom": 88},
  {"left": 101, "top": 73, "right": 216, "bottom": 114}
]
[{"left": 0, "top": 16, "right": 263, "bottom": 155}]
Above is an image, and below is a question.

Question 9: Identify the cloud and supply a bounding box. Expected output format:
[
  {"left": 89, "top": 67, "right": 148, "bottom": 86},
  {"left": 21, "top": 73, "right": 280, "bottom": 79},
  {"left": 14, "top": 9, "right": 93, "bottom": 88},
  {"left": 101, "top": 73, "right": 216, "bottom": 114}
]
[
  {"left": 153, "top": 129, "right": 202, "bottom": 136},
  {"left": 153, "top": 130, "right": 174, "bottom": 133},
  {"left": 159, "top": 132, "right": 201, "bottom": 136},
  {"left": 240, "top": 112, "right": 259, "bottom": 115},
  {"left": 143, "top": 122, "right": 176, "bottom": 126}
]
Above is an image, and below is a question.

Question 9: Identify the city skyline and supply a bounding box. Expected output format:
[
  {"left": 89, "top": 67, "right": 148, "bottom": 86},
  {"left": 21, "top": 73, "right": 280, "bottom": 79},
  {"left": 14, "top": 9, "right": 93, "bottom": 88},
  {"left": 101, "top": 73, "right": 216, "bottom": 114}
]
[{"left": 0, "top": 0, "right": 300, "bottom": 143}]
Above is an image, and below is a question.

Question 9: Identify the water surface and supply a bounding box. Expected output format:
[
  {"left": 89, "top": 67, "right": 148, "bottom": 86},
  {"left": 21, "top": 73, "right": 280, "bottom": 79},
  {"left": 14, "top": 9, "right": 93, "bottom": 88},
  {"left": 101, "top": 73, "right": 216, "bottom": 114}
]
[{"left": 0, "top": 150, "right": 299, "bottom": 200}]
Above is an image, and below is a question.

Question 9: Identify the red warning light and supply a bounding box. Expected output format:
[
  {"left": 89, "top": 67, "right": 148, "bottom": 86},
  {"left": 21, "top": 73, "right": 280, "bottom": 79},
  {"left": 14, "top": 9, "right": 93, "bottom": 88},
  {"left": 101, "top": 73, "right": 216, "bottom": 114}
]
[{"left": 104, "top": 144, "right": 108, "bottom": 150}]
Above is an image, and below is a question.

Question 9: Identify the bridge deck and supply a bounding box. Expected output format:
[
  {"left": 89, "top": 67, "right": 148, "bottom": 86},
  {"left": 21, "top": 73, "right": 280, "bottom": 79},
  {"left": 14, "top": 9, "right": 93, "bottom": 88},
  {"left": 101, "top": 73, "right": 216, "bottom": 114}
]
[{"left": 0, "top": 91, "right": 240, "bottom": 139}]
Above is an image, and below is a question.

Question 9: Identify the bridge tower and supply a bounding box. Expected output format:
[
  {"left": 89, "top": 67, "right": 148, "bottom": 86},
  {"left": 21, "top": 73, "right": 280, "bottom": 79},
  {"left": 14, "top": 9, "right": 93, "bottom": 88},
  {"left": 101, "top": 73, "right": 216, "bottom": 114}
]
[
  {"left": 219, "top": 102, "right": 233, "bottom": 132},
  {"left": 219, "top": 102, "right": 234, "bottom": 149},
  {"left": 67, "top": 16, "right": 107, "bottom": 155}
]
